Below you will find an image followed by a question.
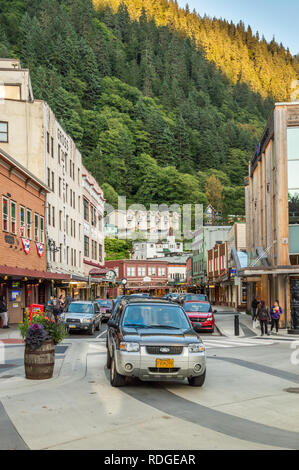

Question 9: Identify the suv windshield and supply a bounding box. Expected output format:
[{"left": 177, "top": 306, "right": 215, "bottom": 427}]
[
  {"left": 67, "top": 303, "right": 93, "bottom": 314},
  {"left": 122, "top": 304, "right": 190, "bottom": 330},
  {"left": 184, "top": 303, "right": 211, "bottom": 313},
  {"left": 96, "top": 300, "right": 113, "bottom": 307}
]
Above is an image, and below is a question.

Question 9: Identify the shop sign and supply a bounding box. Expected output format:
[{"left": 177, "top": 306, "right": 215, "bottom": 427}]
[{"left": 4, "top": 234, "right": 15, "bottom": 245}]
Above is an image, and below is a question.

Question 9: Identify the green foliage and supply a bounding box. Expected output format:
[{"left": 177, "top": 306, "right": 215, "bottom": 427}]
[
  {"left": 105, "top": 238, "right": 133, "bottom": 260},
  {"left": 19, "top": 312, "right": 68, "bottom": 345},
  {"left": 1, "top": 0, "right": 297, "bottom": 218}
]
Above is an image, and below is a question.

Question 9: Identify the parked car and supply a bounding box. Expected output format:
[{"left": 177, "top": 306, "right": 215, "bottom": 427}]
[
  {"left": 106, "top": 298, "right": 206, "bottom": 388},
  {"left": 95, "top": 299, "right": 114, "bottom": 322},
  {"left": 183, "top": 301, "right": 216, "bottom": 333},
  {"left": 61, "top": 301, "right": 102, "bottom": 335},
  {"left": 184, "top": 294, "right": 209, "bottom": 302}
]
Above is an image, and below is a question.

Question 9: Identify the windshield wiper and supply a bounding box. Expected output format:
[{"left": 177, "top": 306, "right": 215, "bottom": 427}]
[
  {"left": 146, "top": 325, "right": 181, "bottom": 330},
  {"left": 124, "top": 324, "right": 146, "bottom": 328}
]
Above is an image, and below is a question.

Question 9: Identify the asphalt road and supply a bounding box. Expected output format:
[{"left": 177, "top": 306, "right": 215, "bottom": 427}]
[{"left": 1, "top": 319, "right": 299, "bottom": 450}]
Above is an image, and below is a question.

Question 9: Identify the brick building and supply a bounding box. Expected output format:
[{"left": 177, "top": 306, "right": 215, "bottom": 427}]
[
  {"left": 207, "top": 242, "right": 228, "bottom": 304},
  {"left": 105, "top": 259, "right": 169, "bottom": 297},
  {"left": 0, "top": 148, "right": 51, "bottom": 323}
]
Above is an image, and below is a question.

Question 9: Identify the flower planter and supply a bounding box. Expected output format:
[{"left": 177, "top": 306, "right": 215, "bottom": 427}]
[{"left": 24, "top": 339, "right": 55, "bottom": 380}]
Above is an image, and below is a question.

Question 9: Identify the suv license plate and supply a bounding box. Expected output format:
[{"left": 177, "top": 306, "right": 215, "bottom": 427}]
[
  {"left": 156, "top": 359, "right": 174, "bottom": 368},
  {"left": 69, "top": 325, "right": 77, "bottom": 329}
]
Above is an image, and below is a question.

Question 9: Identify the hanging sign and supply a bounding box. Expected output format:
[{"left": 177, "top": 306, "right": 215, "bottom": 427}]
[
  {"left": 21, "top": 238, "right": 30, "bottom": 254},
  {"left": 36, "top": 242, "right": 44, "bottom": 257}
]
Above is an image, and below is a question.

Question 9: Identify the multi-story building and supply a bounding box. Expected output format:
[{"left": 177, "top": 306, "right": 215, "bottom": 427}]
[
  {"left": 192, "top": 226, "right": 231, "bottom": 290},
  {"left": 106, "top": 209, "right": 181, "bottom": 240},
  {"left": 0, "top": 59, "right": 86, "bottom": 285},
  {"left": 0, "top": 148, "right": 63, "bottom": 323},
  {"left": 243, "top": 101, "right": 299, "bottom": 330},
  {"left": 81, "top": 166, "right": 105, "bottom": 298},
  {"left": 132, "top": 235, "right": 183, "bottom": 260},
  {"left": 207, "top": 242, "right": 229, "bottom": 304},
  {"left": 166, "top": 255, "right": 191, "bottom": 291},
  {"left": 105, "top": 259, "right": 169, "bottom": 296}
]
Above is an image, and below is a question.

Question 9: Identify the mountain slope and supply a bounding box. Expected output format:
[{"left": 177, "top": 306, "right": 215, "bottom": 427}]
[
  {"left": 93, "top": 0, "right": 297, "bottom": 101},
  {"left": 0, "top": 0, "right": 295, "bottom": 220}
]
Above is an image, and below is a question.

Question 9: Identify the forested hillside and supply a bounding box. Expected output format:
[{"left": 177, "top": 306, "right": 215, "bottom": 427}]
[{"left": 0, "top": 0, "right": 297, "bottom": 219}]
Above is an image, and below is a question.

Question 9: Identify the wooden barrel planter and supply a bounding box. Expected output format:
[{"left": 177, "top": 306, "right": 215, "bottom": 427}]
[{"left": 24, "top": 340, "right": 55, "bottom": 380}]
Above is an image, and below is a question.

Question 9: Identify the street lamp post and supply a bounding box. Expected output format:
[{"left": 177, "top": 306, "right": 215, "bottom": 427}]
[{"left": 122, "top": 278, "right": 127, "bottom": 296}]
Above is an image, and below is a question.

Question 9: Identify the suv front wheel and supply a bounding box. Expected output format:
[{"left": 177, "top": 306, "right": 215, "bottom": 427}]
[
  {"left": 188, "top": 370, "right": 206, "bottom": 387},
  {"left": 110, "top": 355, "right": 126, "bottom": 387}
]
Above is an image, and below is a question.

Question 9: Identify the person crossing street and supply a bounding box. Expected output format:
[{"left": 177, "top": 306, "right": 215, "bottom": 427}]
[{"left": 255, "top": 300, "right": 271, "bottom": 336}]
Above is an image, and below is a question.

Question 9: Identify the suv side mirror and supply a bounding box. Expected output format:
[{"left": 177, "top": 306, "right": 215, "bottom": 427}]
[
  {"left": 213, "top": 310, "right": 217, "bottom": 314},
  {"left": 108, "top": 319, "right": 118, "bottom": 329}
]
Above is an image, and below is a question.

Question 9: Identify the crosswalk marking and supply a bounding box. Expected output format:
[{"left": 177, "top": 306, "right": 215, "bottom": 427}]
[{"left": 202, "top": 338, "right": 274, "bottom": 349}]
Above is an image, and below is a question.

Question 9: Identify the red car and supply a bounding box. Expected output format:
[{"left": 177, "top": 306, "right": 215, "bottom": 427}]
[{"left": 183, "top": 301, "right": 216, "bottom": 333}]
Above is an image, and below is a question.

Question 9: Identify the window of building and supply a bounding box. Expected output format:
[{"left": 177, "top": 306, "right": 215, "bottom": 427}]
[
  {"left": 148, "top": 267, "right": 156, "bottom": 276},
  {"left": 52, "top": 206, "right": 55, "bottom": 227},
  {"left": 34, "top": 213, "right": 39, "bottom": 242},
  {"left": 20, "top": 206, "right": 25, "bottom": 236},
  {"left": 84, "top": 199, "right": 89, "bottom": 221},
  {"left": 58, "top": 144, "right": 61, "bottom": 164},
  {"left": 65, "top": 184, "right": 68, "bottom": 203},
  {"left": 59, "top": 177, "right": 61, "bottom": 198},
  {"left": 287, "top": 127, "right": 299, "bottom": 224},
  {"left": 2, "top": 196, "right": 8, "bottom": 231},
  {"left": 51, "top": 171, "right": 55, "bottom": 192},
  {"left": 40, "top": 216, "right": 44, "bottom": 244},
  {"left": 99, "top": 244, "right": 103, "bottom": 263},
  {"left": 26, "top": 209, "right": 32, "bottom": 239},
  {"left": 47, "top": 168, "right": 50, "bottom": 188},
  {"left": 84, "top": 236, "right": 89, "bottom": 257},
  {"left": 47, "top": 132, "right": 50, "bottom": 153},
  {"left": 48, "top": 203, "right": 51, "bottom": 226},
  {"left": 60, "top": 244, "right": 63, "bottom": 263},
  {"left": 10, "top": 201, "right": 16, "bottom": 234},
  {"left": 51, "top": 137, "right": 54, "bottom": 158},
  {"left": 0, "top": 122, "right": 8, "bottom": 142},
  {"left": 127, "top": 267, "right": 136, "bottom": 277},
  {"left": 138, "top": 266, "right": 146, "bottom": 277},
  {"left": 66, "top": 215, "right": 69, "bottom": 235},
  {"left": 59, "top": 210, "right": 62, "bottom": 231}
]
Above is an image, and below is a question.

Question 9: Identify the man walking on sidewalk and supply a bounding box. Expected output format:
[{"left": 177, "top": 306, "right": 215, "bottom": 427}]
[
  {"left": 251, "top": 298, "right": 259, "bottom": 321},
  {"left": 0, "top": 296, "right": 9, "bottom": 329},
  {"left": 255, "top": 300, "right": 270, "bottom": 336}
]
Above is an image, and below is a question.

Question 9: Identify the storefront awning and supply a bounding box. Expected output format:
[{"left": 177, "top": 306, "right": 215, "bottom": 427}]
[{"left": 0, "top": 265, "right": 71, "bottom": 281}]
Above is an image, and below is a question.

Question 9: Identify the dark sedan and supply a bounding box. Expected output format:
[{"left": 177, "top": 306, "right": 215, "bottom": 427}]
[{"left": 95, "top": 299, "right": 114, "bottom": 322}]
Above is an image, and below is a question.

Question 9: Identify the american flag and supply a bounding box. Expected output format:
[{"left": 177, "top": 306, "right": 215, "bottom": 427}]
[
  {"left": 21, "top": 238, "right": 30, "bottom": 254},
  {"left": 35, "top": 242, "right": 44, "bottom": 257}
]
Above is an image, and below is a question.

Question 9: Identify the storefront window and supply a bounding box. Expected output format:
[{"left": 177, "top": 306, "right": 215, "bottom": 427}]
[
  {"left": 288, "top": 128, "right": 299, "bottom": 224},
  {"left": 10, "top": 201, "right": 16, "bottom": 234},
  {"left": 20, "top": 206, "right": 25, "bottom": 236},
  {"left": 34, "top": 213, "right": 39, "bottom": 242},
  {"left": 27, "top": 209, "right": 32, "bottom": 239}
]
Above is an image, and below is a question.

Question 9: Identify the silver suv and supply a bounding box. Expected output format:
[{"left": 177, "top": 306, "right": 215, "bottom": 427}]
[
  {"left": 61, "top": 301, "right": 102, "bottom": 335},
  {"left": 106, "top": 299, "right": 206, "bottom": 387}
]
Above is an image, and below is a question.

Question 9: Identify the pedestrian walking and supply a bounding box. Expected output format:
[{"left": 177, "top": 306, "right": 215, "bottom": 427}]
[
  {"left": 255, "top": 300, "right": 271, "bottom": 336},
  {"left": 64, "top": 295, "right": 73, "bottom": 311},
  {"left": 0, "top": 295, "right": 9, "bottom": 329},
  {"left": 59, "top": 294, "right": 65, "bottom": 313},
  {"left": 270, "top": 300, "right": 282, "bottom": 334},
  {"left": 51, "top": 295, "right": 61, "bottom": 324},
  {"left": 251, "top": 298, "right": 259, "bottom": 321}
]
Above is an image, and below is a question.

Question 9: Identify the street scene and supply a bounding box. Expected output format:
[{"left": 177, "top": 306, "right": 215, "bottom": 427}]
[
  {"left": 1, "top": 309, "right": 298, "bottom": 450},
  {"left": 0, "top": 0, "right": 299, "bottom": 454}
]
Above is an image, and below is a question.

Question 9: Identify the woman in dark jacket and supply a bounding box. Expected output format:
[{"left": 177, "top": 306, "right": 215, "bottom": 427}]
[{"left": 256, "top": 300, "right": 271, "bottom": 336}]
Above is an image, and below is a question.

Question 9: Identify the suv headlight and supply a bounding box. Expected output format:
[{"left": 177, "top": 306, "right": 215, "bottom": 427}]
[
  {"left": 189, "top": 344, "right": 205, "bottom": 353},
  {"left": 84, "top": 318, "right": 92, "bottom": 323},
  {"left": 120, "top": 342, "right": 140, "bottom": 352},
  {"left": 207, "top": 316, "right": 213, "bottom": 321}
]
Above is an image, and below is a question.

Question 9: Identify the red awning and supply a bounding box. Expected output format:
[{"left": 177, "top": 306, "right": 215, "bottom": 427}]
[
  {"left": 0, "top": 265, "right": 71, "bottom": 281},
  {"left": 89, "top": 267, "right": 109, "bottom": 276}
]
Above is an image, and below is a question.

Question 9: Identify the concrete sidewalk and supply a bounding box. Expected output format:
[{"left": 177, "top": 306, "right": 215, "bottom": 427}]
[
  {"left": 214, "top": 306, "right": 292, "bottom": 339},
  {"left": 0, "top": 325, "right": 23, "bottom": 342}
]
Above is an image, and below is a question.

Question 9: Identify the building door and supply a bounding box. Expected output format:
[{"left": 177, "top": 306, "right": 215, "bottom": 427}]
[{"left": 290, "top": 278, "right": 299, "bottom": 329}]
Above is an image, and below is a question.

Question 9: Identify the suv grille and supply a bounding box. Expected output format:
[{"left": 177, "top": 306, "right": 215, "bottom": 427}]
[
  {"left": 190, "top": 317, "right": 207, "bottom": 323},
  {"left": 148, "top": 368, "right": 180, "bottom": 374},
  {"left": 146, "top": 346, "right": 183, "bottom": 355},
  {"left": 66, "top": 318, "right": 81, "bottom": 323}
]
